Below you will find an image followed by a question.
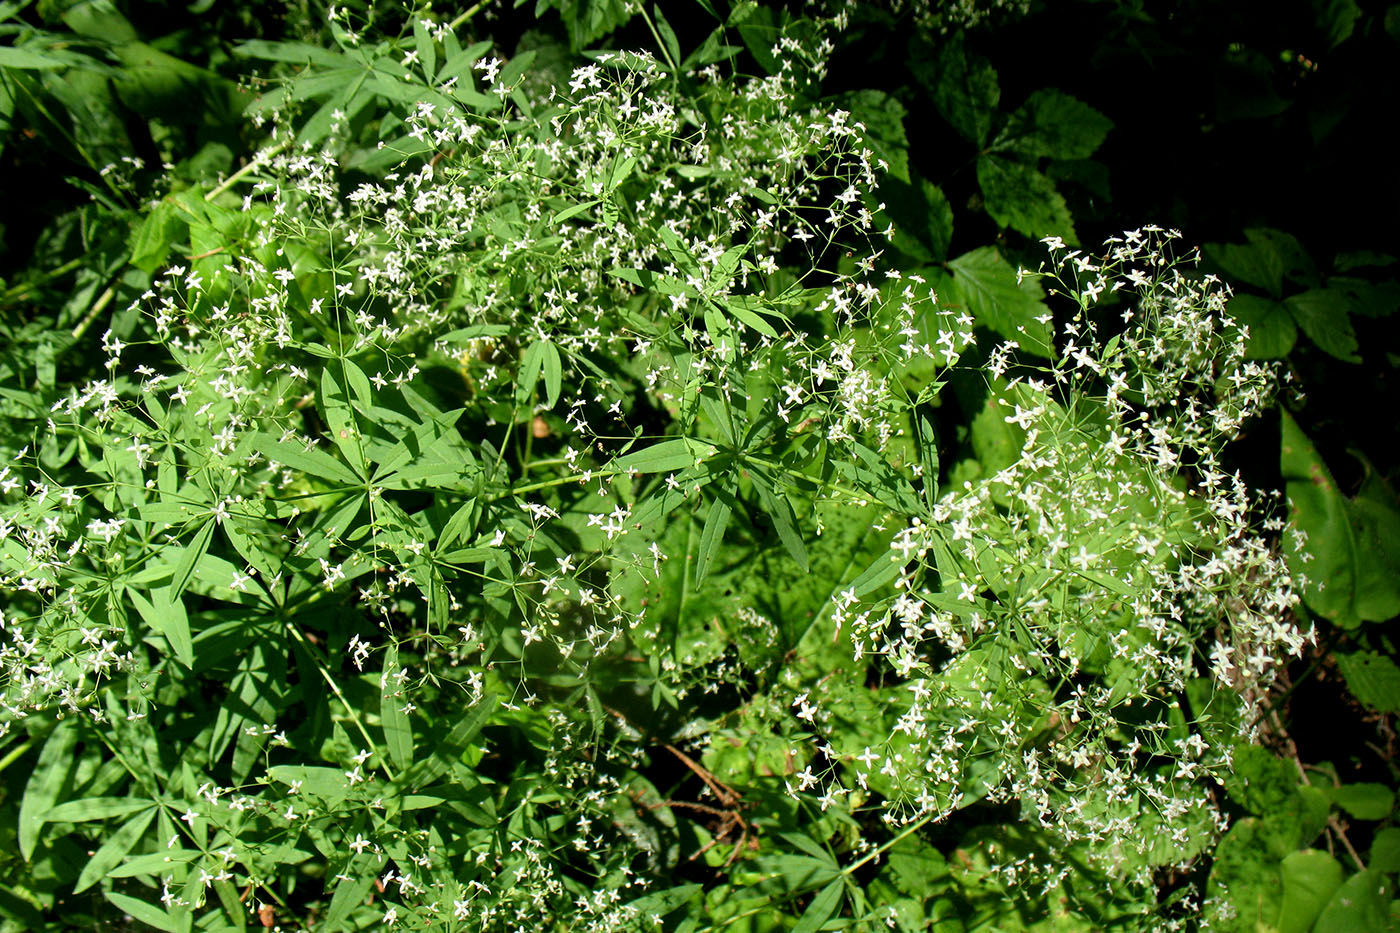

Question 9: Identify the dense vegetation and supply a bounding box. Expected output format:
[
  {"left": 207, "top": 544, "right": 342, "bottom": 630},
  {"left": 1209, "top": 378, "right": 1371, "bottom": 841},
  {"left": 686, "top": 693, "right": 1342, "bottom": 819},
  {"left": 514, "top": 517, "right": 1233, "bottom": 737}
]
[{"left": 1, "top": 0, "right": 1397, "bottom": 930}]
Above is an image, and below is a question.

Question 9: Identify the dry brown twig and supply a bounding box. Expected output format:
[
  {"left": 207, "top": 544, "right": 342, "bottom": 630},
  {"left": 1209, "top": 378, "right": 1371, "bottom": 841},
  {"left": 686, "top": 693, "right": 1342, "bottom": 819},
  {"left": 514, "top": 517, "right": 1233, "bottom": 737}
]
[{"left": 640, "top": 744, "right": 757, "bottom": 868}]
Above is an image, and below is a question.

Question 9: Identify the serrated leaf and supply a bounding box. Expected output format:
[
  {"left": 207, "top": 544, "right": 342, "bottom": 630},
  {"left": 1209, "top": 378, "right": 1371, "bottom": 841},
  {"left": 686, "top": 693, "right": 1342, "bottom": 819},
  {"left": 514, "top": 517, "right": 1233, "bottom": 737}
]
[
  {"left": 930, "top": 35, "right": 999, "bottom": 146},
  {"left": 978, "top": 154, "right": 1077, "bottom": 244},
  {"left": 1007, "top": 89, "right": 1113, "bottom": 160},
  {"left": 1227, "top": 293, "right": 1297, "bottom": 358},
  {"left": 1334, "top": 651, "right": 1400, "bottom": 714},
  {"left": 74, "top": 806, "right": 157, "bottom": 893},
  {"left": 1285, "top": 289, "right": 1361, "bottom": 363},
  {"left": 944, "top": 247, "right": 1053, "bottom": 357},
  {"left": 882, "top": 173, "right": 953, "bottom": 263}
]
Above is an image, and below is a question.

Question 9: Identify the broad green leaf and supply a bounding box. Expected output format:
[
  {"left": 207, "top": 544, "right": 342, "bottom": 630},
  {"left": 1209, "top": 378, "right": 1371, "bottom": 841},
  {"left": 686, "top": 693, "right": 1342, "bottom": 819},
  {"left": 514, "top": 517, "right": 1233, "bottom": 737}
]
[
  {"left": 252, "top": 433, "right": 363, "bottom": 487},
  {"left": 1007, "top": 89, "right": 1113, "bottom": 160},
  {"left": 1334, "top": 651, "right": 1400, "bottom": 714},
  {"left": 234, "top": 39, "right": 349, "bottom": 67},
  {"left": 74, "top": 806, "right": 157, "bottom": 893},
  {"left": 882, "top": 174, "right": 953, "bottom": 263},
  {"left": 845, "top": 88, "right": 910, "bottom": 183},
  {"left": 1314, "top": 871, "right": 1393, "bottom": 932},
  {"left": 792, "top": 879, "right": 844, "bottom": 933},
  {"left": 616, "top": 438, "right": 716, "bottom": 474},
  {"left": 1285, "top": 289, "right": 1361, "bottom": 363},
  {"left": 518, "top": 339, "right": 545, "bottom": 404},
  {"left": 1325, "top": 783, "right": 1394, "bottom": 820},
  {"left": 1370, "top": 827, "right": 1400, "bottom": 872},
  {"left": 413, "top": 17, "right": 437, "bottom": 82},
  {"left": 943, "top": 247, "right": 1053, "bottom": 357},
  {"left": 167, "top": 518, "right": 215, "bottom": 601},
  {"left": 1281, "top": 409, "right": 1400, "bottom": 626},
  {"left": 19, "top": 720, "right": 79, "bottom": 860},
  {"left": 0, "top": 46, "right": 70, "bottom": 69},
  {"left": 848, "top": 549, "right": 906, "bottom": 597},
  {"left": 1206, "top": 228, "right": 1316, "bottom": 298},
  {"left": 266, "top": 766, "right": 350, "bottom": 802},
  {"left": 381, "top": 643, "right": 414, "bottom": 771},
  {"left": 977, "top": 154, "right": 1077, "bottom": 244},
  {"left": 1227, "top": 293, "right": 1297, "bottom": 358},
  {"left": 627, "top": 883, "right": 702, "bottom": 917},
  {"left": 929, "top": 35, "right": 999, "bottom": 146},
  {"left": 1276, "top": 849, "right": 1344, "bottom": 933}
]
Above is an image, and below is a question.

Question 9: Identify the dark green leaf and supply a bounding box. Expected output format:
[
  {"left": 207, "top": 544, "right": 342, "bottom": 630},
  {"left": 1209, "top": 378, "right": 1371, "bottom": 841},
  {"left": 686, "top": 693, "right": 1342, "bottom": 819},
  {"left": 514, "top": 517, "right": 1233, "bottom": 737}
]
[
  {"left": 1334, "top": 651, "right": 1400, "bottom": 714},
  {"left": 978, "top": 154, "right": 1077, "bottom": 243},
  {"left": 1007, "top": 89, "right": 1113, "bottom": 160},
  {"left": 74, "top": 806, "right": 157, "bottom": 893},
  {"left": 1285, "top": 289, "right": 1361, "bottom": 363},
  {"left": 695, "top": 492, "right": 732, "bottom": 586},
  {"left": 929, "top": 35, "right": 999, "bottom": 146},
  {"left": 19, "top": 721, "right": 78, "bottom": 860},
  {"left": 381, "top": 643, "right": 414, "bottom": 771},
  {"left": 792, "top": 879, "right": 844, "bottom": 933},
  {"left": 1227, "top": 293, "right": 1297, "bottom": 358}
]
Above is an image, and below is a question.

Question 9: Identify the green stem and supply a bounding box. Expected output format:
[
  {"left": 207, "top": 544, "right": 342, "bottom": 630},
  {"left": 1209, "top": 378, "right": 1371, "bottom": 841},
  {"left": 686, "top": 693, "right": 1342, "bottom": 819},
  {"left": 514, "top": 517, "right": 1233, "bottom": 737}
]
[
  {"left": 207, "top": 140, "right": 289, "bottom": 201},
  {"left": 70, "top": 282, "right": 116, "bottom": 341},
  {"left": 637, "top": 4, "right": 678, "bottom": 73},
  {"left": 283, "top": 622, "right": 396, "bottom": 783},
  {"left": 448, "top": 0, "right": 490, "bottom": 31},
  {"left": 0, "top": 739, "right": 34, "bottom": 775},
  {"left": 1, "top": 256, "right": 85, "bottom": 305}
]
